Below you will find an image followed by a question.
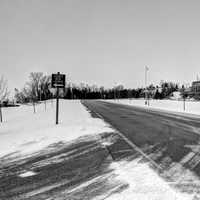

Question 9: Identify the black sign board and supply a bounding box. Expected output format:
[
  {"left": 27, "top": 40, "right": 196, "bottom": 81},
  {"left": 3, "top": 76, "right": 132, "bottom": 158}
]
[
  {"left": 51, "top": 72, "right": 66, "bottom": 125},
  {"left": 51, "top": 73, "right": 66, "bottom": 88}
]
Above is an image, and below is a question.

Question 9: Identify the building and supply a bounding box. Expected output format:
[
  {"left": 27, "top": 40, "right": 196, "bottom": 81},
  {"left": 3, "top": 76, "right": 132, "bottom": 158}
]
[{"left": 191, "top": 81, "right": 200, "bottom": 94}]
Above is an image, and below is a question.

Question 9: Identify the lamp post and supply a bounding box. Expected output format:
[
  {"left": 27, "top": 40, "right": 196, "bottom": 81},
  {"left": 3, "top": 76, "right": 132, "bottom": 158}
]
[
  {"left": 145, "top": 66, "right": 149, "bottom": 105},
  {"left": 113, "top": 82, "right": 117, "bottom": 100},
  {"left": 182, "top": 85, "right": 186, "bottom": 111}
]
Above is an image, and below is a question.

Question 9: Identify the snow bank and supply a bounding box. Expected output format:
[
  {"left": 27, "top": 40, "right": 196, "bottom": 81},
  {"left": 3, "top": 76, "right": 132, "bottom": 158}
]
[
  {"left": 0, "top": 100, "right": 112, "bottom": 157},
  {"left": 105, "top": 99, "right": 200, "bottom": 116}
]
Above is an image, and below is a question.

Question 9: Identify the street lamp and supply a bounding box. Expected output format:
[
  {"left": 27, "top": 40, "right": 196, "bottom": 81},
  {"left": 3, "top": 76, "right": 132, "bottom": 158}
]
[
  {"left": 145, "top": 66, "right": 149, "bottom": 105},
  {"left": 182, "top": 85, "right": 186, "bottom": 111},
  {"left": 113, "top": 82, "right": 117, "bottom": 100}
]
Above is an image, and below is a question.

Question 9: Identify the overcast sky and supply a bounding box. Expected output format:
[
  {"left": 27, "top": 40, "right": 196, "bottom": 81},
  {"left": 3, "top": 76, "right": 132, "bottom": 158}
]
[{"left": 1, "top": 0, "right": 200, "bottom": 92}]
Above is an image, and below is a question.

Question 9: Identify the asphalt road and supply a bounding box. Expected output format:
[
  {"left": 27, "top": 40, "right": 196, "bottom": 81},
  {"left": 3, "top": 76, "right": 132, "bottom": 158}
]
[
  {"left": 82, "top": 100, "right": 200, "bottom": 177},
  {"left": 2, "top": 100, "right": 200, "bottom": 199}
]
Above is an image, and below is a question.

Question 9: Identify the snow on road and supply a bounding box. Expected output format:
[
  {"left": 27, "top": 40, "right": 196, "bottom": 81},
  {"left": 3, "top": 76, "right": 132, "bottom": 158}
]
[
  {"left": 0, "top": 100, "right": 196, "bottom": 200},
  {"left": 106, "top": 159, "right": 193, "bottom": 200},
  {"left": 105, "top": 99, "right": 200, "bottom": 116}
]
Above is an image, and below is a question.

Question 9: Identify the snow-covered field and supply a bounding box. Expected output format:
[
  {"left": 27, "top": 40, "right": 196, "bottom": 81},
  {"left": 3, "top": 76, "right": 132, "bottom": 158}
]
[
  {"left": 0, "top": 100, "right": 112, "bottom": 157},
  {"left": 0, "top": 100, "right": 196, "bottom": 200},
  {"left": 105, "top": 98, "right": 200, "bottom": 116}
]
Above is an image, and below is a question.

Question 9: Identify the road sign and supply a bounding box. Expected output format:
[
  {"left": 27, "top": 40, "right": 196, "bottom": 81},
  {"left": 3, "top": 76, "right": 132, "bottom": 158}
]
[
  {"left": 51, "top": 72, "right": 66, "bottom": 125},
  {"left": 51, "top": 73, "right": 65, "bottom": 88}
]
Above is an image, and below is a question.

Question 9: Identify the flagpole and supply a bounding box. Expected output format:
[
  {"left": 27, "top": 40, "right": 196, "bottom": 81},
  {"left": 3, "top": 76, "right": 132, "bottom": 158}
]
[
  {"left": 145, "top": 66, "right": 147, "bottom": 105},
  {"left": 145, "top": 67, "right": 147, "bottom": 87}
]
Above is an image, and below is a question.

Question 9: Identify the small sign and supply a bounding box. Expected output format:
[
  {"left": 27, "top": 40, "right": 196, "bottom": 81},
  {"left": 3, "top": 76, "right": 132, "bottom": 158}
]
[
  {"left": 51, "top": 72, "right": 66, "bottom": 125},
  {"left": 51, "top": 73, "right": 65, "bottom": 88}
]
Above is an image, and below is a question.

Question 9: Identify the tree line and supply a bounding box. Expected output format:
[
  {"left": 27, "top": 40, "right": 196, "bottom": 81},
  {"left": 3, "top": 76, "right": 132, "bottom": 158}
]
[{"left": 13, "top": 72, "right": 181, "bottom": 103}]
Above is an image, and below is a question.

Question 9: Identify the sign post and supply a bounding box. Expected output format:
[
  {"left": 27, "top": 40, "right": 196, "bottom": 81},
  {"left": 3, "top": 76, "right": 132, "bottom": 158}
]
[
  {"left": 51, "top": 72, "right": 66, "bottom": 125},
  {"left": 56, "top": 86, "right": 59, "bottom": 124},
  {"left": 0, "top": 101, "right": 2, "bottom": 123}
]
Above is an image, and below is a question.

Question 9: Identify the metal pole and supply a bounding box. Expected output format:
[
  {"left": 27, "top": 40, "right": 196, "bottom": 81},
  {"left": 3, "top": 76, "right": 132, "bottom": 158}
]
[
  {"left": 56, "top": 86, "right": 59, "bottom": 125},
  {"left": 0, "top": 102, "right": 2, "bottom": 122},
  {"left": 145, "top": 67, "right": 147, "bottom": 87},
  {"left": 183, "top": 87, "right": 185, "bottom": 111},
  {"left": 145, "top": 67, "right": 147, "bottom": 105}
]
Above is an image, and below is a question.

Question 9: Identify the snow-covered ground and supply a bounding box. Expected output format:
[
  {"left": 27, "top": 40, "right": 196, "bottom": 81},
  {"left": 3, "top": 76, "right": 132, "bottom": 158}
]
[
  {"left": 105, "top": 98, "right": 200, "bottom": 116},
  {"left": 0, "top": 100, "right": 196, "bottom": 200},
  {"left": 0, "top": 100, "right": 112, "bottom": 157}
]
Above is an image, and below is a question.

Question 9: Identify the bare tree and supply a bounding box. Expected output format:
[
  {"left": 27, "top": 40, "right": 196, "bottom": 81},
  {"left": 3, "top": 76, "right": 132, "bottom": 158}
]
[
  {"left": 0, "top": 76, "right": 9, "bottom": 101},
  {"left": 0, "top": 76, "right": 9, "bottom": 122},
  {"left": 28, "top": 72, "right": 43, "bottom": 101},
  {"left": 26, "top": 82, "right": 38, "bottom": 113},
  {"left": 40, "top": 75, "right": 51, "bottom": 99},
  {"left": 40, "top": 75, "right": 51, "bottom": 110},
  {"left": 24, "top": 72, "right": 43, "bottom": 113},
  {"left": 14, "top": 88, "right": 28, "bottom": 103}
]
